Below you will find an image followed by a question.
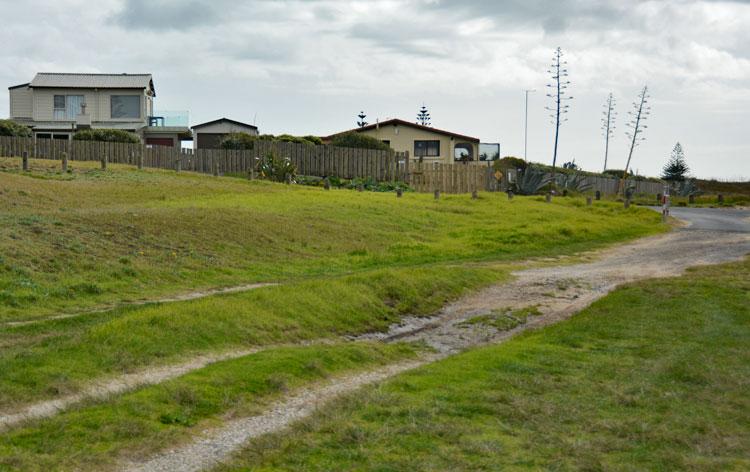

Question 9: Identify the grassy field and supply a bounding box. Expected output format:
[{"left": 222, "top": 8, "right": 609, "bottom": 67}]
[
  {"left": 218, "top": 259, "right": 750, "bottom": 471},
  {"left": 0, "top": 342, "right": 417, "bottom": 471},
  {"left": 1, "top": 157, "right": 664, "bottom": 321}
]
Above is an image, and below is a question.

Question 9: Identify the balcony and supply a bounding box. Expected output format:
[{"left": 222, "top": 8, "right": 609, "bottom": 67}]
[{"left": 148, "top": 110, "right": 189, "bottom": 127}]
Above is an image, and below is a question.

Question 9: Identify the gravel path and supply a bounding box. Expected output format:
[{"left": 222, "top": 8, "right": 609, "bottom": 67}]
[
  {"left": 123, "top": 357, "right": 435, "bottom": 472},
  {"left": 4, "top": 282, "right": 276, "bottom": 327}
]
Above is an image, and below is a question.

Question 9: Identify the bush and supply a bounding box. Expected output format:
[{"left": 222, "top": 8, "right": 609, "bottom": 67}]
[
  {"left": 602, "top": 169, "right": 630, "bottom": 179},
  {"left": 493, "top": 156, "right": 527, "bottom": 172},
  {"left": 73, "top": 129, "right": 140, "bottom": 143},
  {"left": 0, "top": 119, "right": 32, "bottom": 137},
  {"left": 257, "top": 151, "right": 296, "bottom": 183},
  {"left": 330, "top": 132, "right": 391, "bottom": 151},
  {"left": 220, "top": 132, "right": 257, "bottom": 150}
]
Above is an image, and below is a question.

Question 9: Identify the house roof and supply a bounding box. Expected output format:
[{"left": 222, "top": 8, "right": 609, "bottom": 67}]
[
  {"left": 191, "top": 117, "right": 258, "bottom": 130},
  {"left": 324, "top": 118, "right": 480, "bottom": 143},
  {"left": 29, "top": 73, "right": 155, "bottom": 96},
  {"left": 8, "top": 83, "right": 30, "bottom": 90}
]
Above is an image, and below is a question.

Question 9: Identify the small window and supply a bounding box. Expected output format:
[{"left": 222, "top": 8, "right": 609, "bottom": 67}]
[
  {"left": 111, "top": 95, "right": 141, "bottom": 119},
  {"left": 53, "top": 95, "right": 84, "bottom": 120},
  {"left": 381, "top": 140, "right": 390, "bottom": 146},
  {"left": 414, "top": 140, "right": 440, "bottom": 157}
]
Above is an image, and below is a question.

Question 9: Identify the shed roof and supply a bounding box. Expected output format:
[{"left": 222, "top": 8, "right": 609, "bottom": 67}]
[
  {"left": 191, "top": 117, "right": 258, "bottom": 130},
  {"left": 29, "top": 73, "right": 155, "bottom": 95},
  {"left": 323, "top": 118, "right": 480, "bottom": 143}
]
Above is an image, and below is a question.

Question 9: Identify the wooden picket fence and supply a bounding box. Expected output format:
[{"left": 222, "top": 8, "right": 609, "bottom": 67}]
[
  {"left": 0, "top": 135, "right": 408, "bottom": 182},
  {"left": 0, "top": 135, "right": 665, "bottom": 195},
  {"left": 406, "top": 161, "right": 492, "bottom": 193}
]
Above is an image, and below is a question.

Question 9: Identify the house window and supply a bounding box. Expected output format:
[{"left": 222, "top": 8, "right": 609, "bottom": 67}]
[
  {"left": 53, "top": 95, "right": 84, "bottom": 120},
  {"left": 382, "top": 140, "right": 391, "bottom": 146},
  {"left": 414, "top": 140, "right": 440, "bottom": 157},
  {"left": 111, "top": 95, "right": 141, "bottom": 119}
]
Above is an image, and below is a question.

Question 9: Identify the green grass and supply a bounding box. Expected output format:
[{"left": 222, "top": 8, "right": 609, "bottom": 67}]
[
  {"left": 0, "top": 264, "right": 504, "bottom": 409},
  {"left": 0, "top": 342, "right": 418, "bottom": 471},
  {"left": 0, "top": 158, "right": 664, "bottom": 321},
  {"left": 217, "top": 259, "right": 750, "bottom": 471}
]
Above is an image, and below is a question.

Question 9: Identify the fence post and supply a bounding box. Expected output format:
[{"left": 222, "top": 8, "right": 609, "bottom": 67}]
[
  {"left": 323, "top": 177, "right": 331, "bottom": 190},
  {"left": 595, "top": 190, "right": 601, "bottom": 201},
  {"left": 434, "top": 189, "right": 440, "bottom": 200},
  {"left": 586, "top": 196, "right": 592, "bottom": 206},
  {"left": 357, "top": 183, "right": 364, "bottom": 192},
  {"left": 61, "top": 152, "right": 68, "bottom": 173},
  {"left": 396, "top": 187, "right": 403, "bottom": 198},
  {"left": 656, "top": 193, "right": 662, "bottom": 204},
  {"left": 471, "top": 190, "right": 478, "bottom": 199},
  {"left": 176, "top": 158, "right": 181, "bottom": 173},
  {"left": 688, "top": 194, "right": 695, "bottom": 204},
  {"left": 286, "top": 173, "right": 292, "bottom": 185},
  {"left": 22, "top": 151, "right": 29, "bottom": 172},
  {"left": 213, "top": 160, "right": 219, "bottom": 177},
  {"left": 718, "top": 194, "right": 724, "bottom": 204},
  {"left": 137, "top": 151, "right": 143, "bottom": 170},
  {"left": 624, "top": 198, "right": 630, "bottom": 209},
  {"left": 507, "top": 190, "right": 514, "bottom": 200},
  {"left": 100, "top": 154, "right": 107, "bottom": 170},
  {"left": 545, "top": 193, "right": 552, "bottom": 203}
]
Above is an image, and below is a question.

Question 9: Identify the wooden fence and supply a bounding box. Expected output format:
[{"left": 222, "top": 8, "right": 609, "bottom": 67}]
[
  {"left": 0, "top": 135, "right": 407, "bottom": 182},
  {"left": 0, "top": 135, "right": 665, "bottom": 195}
]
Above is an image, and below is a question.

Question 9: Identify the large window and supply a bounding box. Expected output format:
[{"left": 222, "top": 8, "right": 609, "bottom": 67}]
[
  {"left": 111, "top": 95, "right": 141, "bottom": 119},
  {"left": 414, "top": 140, "right": 440, "bottom": 157},
  {"left": 53, "top": 95, "right": 84, "bottom": 120}
]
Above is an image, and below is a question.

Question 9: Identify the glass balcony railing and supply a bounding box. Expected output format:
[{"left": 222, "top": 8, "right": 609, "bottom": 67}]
[{"left": 149, "top": 110, "right": 189, "bottom": 127}]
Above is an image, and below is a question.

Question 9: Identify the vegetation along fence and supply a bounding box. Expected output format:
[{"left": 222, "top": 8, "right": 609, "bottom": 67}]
[
  {"left": 0, "top": 135, "right": 664, "bottom": 195},
  {"left": 0, "top": 135, "right": 408, "bottom": 182}
]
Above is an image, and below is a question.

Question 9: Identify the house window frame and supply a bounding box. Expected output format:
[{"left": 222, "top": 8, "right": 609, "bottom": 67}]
[
  {"left": 110, "top": 95, "right": 141, "bottom": 119},
  {"left": 53, "top": 95, "right": 84, "bottom": 120},
  {"left": 414, "top": 140, "right": 440, "bottom": 158}
]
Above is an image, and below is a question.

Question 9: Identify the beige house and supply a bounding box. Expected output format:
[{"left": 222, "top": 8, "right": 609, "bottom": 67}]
[
  {"left": 323, "top": 118, "right": 480, "bottom": 164},
  {"left": 8, "top": 73, "right": 191, "bottom": 146},
  {"left": 191, "top": 118, "right": 258, "bottom": 149}
]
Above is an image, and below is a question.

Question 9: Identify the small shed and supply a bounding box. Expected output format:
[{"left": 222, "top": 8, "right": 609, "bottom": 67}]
[{"left": 191, "top": 118, "right": 258, "bottom": 149}]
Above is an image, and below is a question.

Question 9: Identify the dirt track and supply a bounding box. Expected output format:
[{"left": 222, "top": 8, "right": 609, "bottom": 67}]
[{"left": 129, "top": 208, "right": 750, "bottom": 471}]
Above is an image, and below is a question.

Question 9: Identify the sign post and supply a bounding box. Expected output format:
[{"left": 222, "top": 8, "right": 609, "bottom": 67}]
[{"left": 662, "top": 185, "right": 670, "bottom": 223}]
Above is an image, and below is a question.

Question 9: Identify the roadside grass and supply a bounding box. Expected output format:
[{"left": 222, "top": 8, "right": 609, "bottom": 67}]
[
  {"left": 0, "top": 264, "right": 506, "bottom": 409},
  {"left": 217, "top": 258, "right": 750, "bottom": 471},
  {"left": 1, "top": 157, "right": 664, "bottom": 321},
  {"left": 0, "top": 342, "right": 418, "bottom": 471}
]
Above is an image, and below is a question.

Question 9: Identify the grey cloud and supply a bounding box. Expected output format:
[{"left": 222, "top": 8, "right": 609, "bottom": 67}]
[{"left": 110, "top": 0, "right": 229, "bottom": 30}]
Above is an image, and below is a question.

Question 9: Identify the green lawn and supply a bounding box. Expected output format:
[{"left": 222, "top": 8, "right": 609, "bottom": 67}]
[
  {"left": 1, "top": 158, "right": 664, "bottom": 321},
  {"left": 217, "top": 259, "right": 750, "bottom": 471},
  {"left": 0, "top": 342, "right": 417, "bottom": 471}
]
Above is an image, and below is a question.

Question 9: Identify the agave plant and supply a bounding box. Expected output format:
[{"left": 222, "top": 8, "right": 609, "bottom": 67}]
[
  {"left": 676, "top": 178, "right": 702, "bottom": 197},
  {"left": 555, "top": 172, "right": 593, "bottom": 193},
  {"left": 257, "top": 151, "right": 297, "bottom": 183},
  {"left": 513, "top": 165, "right": 552, "bottom": 195}
]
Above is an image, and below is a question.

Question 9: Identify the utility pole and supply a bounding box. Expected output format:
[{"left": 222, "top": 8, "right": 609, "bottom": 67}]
[{"left": 524, "top": 89, "right": 535, "bottom": 161}]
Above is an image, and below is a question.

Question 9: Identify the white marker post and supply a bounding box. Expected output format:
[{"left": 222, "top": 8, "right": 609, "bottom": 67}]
[{"left": 662, "top": 185, "right": 670, "bottom": 223}]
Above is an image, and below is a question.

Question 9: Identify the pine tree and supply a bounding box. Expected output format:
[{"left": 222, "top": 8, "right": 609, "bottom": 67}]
[
  {"left": 357, "top": 111, "right": 367, "bottom": 128},
  {"left": 416, "top": 105, "right": 431, "bottom": 126},
  {"left": 662, "top": 142, "right": 689, "bottom": 182}
]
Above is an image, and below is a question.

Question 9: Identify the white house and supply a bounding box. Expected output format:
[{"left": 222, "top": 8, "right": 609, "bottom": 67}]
[
  {"left": 8, "top": 72, "right": 191, "bottom": 146},
  {"left": 191, "top": 118, "right": 258, "bottom": 149}
]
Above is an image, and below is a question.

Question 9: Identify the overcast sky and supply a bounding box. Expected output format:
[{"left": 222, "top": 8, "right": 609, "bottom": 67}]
[{"left": 2, "top": 0, "right": 749, "bottom": 179}]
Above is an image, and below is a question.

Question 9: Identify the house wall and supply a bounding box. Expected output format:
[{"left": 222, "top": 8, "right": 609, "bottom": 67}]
[
  {"left": 356, "top": 124, "right": 478, "bottom": 164},
  {"left": 9, "top": 86, "right": 33, "bottom": 118},
  {"left": 30, "top": 87, "right": 149, "bottom": 125}
]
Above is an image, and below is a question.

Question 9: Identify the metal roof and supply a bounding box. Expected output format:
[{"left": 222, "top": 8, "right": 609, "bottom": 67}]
[
  {"left": 30, "top": 73, "right": 155, "bottom": 95},
  {"left": 323, "top": 118, "right": 480, "bottom": 143},
  {"left": 191, "top": 117, "right": 258, "bottom": 130}
]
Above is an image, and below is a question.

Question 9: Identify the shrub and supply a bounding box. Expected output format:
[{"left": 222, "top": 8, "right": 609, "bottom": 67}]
[
  {"left": 73, "top": 129, "right": 140, "bottom": 143},
  {"left": 257, "top": 151, "right": 296, "bottom": 182},
  {"left": 301, "top": 135, "right": 323, "bottom": 145},
  {"left": 220, "top": 132, "right": 257, "bottom": 150},
  {"left": 0, "top": 119, "right": 32, "bottom": 137},
  {"left": 602, "top": 169, "right": 630, "bottom": 179},
  {"left": 330, "top": 132, "right": 391, "bottom": 151},
  {"left": 513, "top": 165, "right": 552, "bottom": 195},
  {"left": 494, "top": 156, "right": 527, "bottom": 172}
]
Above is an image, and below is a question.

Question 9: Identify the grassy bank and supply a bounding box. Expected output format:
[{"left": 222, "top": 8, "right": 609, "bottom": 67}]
[
  {"left": 218, "top": 259, "right": 750, "bottom": 471},
  {"left": 0, "top": 342, "right": 417, "bottom": 471},
  {"left": 1, "top": 158, "right": 664, "bottom": 321},
  {"left": 0, "top": 264, "right": 504, "bottom": 409}
]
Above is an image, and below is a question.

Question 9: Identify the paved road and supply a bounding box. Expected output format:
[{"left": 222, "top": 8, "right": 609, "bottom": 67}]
[{"left": 652, "top": 206, "right": 750, "bottom": 233}]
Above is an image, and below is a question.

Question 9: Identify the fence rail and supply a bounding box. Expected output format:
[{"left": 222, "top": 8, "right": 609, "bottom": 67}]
[{"left": 0, "top": 135, "right": 664, "bottom": 195}]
